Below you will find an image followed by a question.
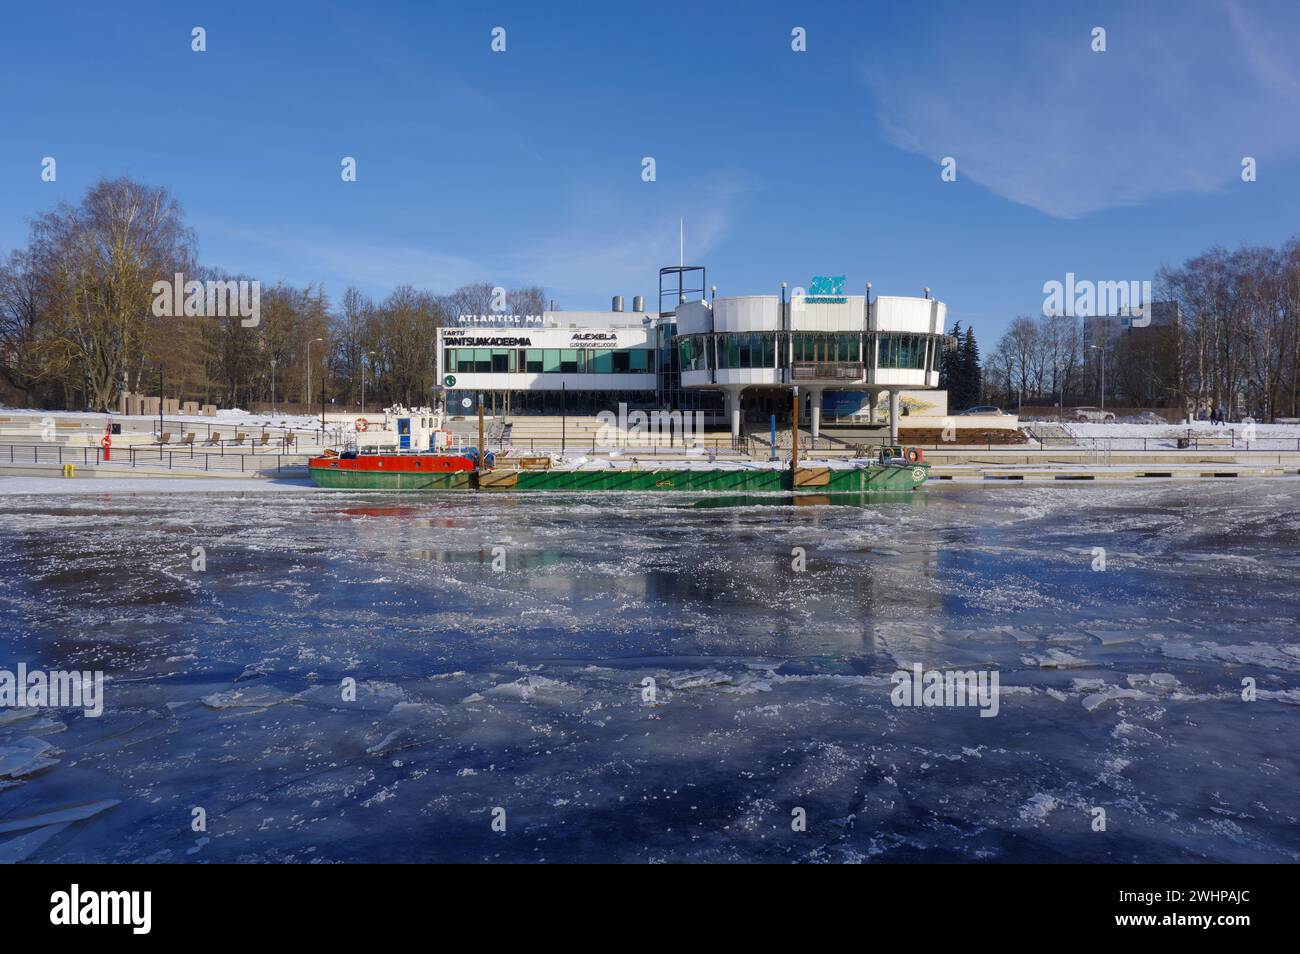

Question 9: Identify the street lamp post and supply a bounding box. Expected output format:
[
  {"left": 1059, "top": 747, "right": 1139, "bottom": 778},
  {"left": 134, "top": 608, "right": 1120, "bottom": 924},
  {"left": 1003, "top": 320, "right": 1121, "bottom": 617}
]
[
  {"left": 270, "top": 359, "right": 277, "bottom": 415},
  {"left": 306, "top": 337, "right": 323, "bottom": 412},
  {"left": 1055, "top": 357, "right": 1061, "bottom": 423},
  {"left": 780, "top": 281, "right": 788, "bottom": 384},
  {"left": 865, "top": 279, "right": 872, "bottom": 372},
  {"left": 361, "top": 350, "right": 376, "bottom": 415},
  {"left": 1090, "top": 344, "right": 1106, "bottom": 411}
]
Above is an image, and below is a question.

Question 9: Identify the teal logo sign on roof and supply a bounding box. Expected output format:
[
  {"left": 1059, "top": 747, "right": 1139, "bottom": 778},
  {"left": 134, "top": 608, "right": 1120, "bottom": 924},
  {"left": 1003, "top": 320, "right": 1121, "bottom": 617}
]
[{"left": 808, "top": 275, "right": 847, "bottom": 303}]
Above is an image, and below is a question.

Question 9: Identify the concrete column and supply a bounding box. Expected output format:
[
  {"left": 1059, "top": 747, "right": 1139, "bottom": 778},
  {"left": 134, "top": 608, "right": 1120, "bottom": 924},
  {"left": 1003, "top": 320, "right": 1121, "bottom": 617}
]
[
  {"left": 726, "top": 388, "right": 743, "bottom": 440},
  {"left": 888, "top": 390, "right": 900, "bottom": 444},
  {"left": 868, "top": 390, "right": 879, "bottom": 424},
  {"left": 809, "top": 387, "right": 823, "bottom": 440}
]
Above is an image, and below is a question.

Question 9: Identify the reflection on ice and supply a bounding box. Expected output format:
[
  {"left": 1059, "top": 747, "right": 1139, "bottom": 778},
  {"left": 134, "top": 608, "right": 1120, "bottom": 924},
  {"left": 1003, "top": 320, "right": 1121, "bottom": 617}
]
[{"left": 0, "top": 482, "right": 1296, "bottom": 861}]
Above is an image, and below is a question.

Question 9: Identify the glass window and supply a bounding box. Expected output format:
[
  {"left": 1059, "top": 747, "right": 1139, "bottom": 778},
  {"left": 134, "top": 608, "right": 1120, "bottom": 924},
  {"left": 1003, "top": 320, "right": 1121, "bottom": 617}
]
[
  {"left": 593, "top": 351, "right": 613, "bottom": 373},
  {"left": 612, "top": 350, "right": 631, "bottom": 373},
  {"left": 559, "top": 349, "right": 579, "bottom": 373},
  {"left": 629, "top": 349, "right": 648, "bottom": 372},
  {"left": 525, "top": 349, "right": 544, "bottom": 373},
  {"left": 491, "top": 349, "right": 510, "bottom": 373},
  {"left": 877, "top": 335, "right": 927, "bottom": 369},
  {"left": 474, "top": 348, "right": 492, "bottom": 372},
  {"left": 444, "top": 349, "right": 456, "bottom": 372},
  {"left": 543, "top": 349, "right": 561, "bottom": 373},
  {"left": 677, "top": 339, "right": 695, "bottom": 371}
]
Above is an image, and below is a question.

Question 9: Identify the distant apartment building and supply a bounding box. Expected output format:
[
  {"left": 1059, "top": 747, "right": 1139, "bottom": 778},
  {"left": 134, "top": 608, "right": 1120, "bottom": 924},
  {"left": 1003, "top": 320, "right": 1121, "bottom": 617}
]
[
  {"left": 1082, "top": 302, "right": 1183, "bottom": 408},
  {"left": 1082, "top": 301, "right": 1181, "bottom": 345}
]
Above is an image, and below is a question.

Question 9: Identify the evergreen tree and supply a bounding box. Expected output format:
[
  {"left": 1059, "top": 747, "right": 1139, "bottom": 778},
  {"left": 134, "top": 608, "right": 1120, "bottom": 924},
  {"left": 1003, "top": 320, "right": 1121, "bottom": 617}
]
[
  {"left": 959, "top": 326, "right": 982, "bottom": 408},
  {"left": 938, "top": 320, "right": 962, "bottom": 400}
]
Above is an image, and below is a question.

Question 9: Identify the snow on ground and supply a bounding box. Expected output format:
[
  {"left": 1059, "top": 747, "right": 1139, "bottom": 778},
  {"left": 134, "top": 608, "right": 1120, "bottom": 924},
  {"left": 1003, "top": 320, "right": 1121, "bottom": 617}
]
[
  {"left": 1066, "top": 420, "right": 1300, "bottom": 440},
  {"left": 0, "top": 405, "right": 328, "bottom": 430},
  {"left": 0, "top": 476, "right": 316, "bottom": 495},
  {"left": 1021, "top": 419, "right": 1300, "bottom": 450}
]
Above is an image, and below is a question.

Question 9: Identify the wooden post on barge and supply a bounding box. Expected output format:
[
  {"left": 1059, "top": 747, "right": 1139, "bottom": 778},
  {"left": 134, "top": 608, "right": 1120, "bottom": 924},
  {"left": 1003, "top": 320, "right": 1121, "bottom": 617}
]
[
  {"left": 791, "top": 385, "right": 799, "bottom": 474},
  {"left": 477, "top": 393, "right": 485, "bottom": 469}
]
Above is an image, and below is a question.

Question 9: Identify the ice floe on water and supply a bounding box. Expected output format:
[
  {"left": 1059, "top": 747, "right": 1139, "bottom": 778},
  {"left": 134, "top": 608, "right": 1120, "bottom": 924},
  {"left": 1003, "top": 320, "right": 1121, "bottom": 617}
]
[{"left": 0, "top": 481, "right": 1296, "bottom": 861}]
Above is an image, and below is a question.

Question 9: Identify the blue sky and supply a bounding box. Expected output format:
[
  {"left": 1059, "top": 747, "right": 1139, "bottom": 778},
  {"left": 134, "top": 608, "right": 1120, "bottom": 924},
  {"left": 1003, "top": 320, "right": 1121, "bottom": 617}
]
[{"left": 3, "top": 0, "right": 1300, "bottom": 342}]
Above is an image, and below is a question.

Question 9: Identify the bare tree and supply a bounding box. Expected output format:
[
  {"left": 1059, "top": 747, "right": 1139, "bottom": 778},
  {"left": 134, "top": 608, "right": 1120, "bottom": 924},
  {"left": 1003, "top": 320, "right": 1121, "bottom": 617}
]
[
  {"left": 31, "top": 178, "right": 195, "bottom": 409},
  {"left": 0, "top": 249, "right": 47, "bottom": 404}
]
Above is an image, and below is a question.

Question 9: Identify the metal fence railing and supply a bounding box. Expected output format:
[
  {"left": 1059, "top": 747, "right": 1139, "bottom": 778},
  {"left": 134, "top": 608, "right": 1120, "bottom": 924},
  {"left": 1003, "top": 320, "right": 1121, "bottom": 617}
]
[
  {"left": 1019, "top": 430, "right": 1300, "bottom": 452},
  {"left": 1, "top": 443, "right": 312, "bottom": 473},
  {"left": 2, "top": 416, "right": 337, "bottom": 449}
]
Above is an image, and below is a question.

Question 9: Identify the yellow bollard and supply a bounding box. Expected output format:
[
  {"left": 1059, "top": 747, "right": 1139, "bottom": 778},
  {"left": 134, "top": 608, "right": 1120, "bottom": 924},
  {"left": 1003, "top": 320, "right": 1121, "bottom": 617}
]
[{"left": 62, "top": 464, "right": 74, "bottom": 478}]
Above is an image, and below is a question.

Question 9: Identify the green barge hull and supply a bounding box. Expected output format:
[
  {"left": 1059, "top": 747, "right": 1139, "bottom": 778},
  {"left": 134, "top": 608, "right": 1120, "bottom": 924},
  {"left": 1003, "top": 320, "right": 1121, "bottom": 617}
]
[{"left": 308, "top": 463, "right": 929, "bottom": 493}]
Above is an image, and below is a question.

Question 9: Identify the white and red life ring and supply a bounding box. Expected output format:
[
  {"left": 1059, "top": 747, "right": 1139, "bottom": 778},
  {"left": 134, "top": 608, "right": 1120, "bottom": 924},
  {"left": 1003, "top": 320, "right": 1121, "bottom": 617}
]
[{"left": 355, "top": 418, "right": 370, "bottom": 432}]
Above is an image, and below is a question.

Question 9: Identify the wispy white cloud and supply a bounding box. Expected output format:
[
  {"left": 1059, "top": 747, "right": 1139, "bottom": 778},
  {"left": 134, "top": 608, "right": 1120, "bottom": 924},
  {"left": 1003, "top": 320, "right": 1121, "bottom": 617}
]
[
  {"left": 197, "top": 175, "right": 748, "bottom": 306},
  {"left": 197, "top": 220, "right": 493, "bottom": 294},
  {"left": 507, "top": 178, "right": 745, "bottom": 304},
  {"left": 866, "top": 0, "right": 1300, "bottom": 218}
]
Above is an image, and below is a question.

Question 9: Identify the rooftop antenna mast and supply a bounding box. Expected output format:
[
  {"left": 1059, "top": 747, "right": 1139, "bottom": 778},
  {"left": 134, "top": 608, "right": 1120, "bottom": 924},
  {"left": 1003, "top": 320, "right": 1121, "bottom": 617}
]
[{"left": 656, "top": 219, "right": 705, "bottom": 407}]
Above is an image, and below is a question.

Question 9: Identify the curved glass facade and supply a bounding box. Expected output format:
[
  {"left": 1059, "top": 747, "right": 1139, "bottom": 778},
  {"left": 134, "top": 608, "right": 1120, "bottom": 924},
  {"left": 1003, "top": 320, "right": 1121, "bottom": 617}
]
[
  {"left": 674, "top": 331, "right": 940, "bottom": 374},
  {"left": 876, "top": 333, "right": 928, "bottom": 370}
]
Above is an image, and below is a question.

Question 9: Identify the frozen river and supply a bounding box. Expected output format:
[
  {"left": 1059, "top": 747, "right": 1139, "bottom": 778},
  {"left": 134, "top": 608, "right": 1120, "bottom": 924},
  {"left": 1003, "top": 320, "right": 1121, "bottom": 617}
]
[{"left": 0, "top": 479, "right": 1297, "bottom": 862}]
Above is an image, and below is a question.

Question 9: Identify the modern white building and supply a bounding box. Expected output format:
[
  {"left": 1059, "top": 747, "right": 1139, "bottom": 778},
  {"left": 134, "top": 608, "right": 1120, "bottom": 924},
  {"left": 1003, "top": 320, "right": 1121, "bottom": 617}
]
[
  {"left": 436, "top": 272, "right": 951, "bottom": 443},
  {"left": 437, "top": 303, "right": 658, "bottom": 416},
  {"left": 673, "top": 289, "right": 948, "bottom": 441}
]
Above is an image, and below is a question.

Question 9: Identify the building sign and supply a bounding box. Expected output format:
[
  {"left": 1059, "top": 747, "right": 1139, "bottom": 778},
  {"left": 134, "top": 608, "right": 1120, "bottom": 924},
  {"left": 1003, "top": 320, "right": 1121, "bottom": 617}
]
[
  {"left": 443, "top": 374, "right": 456, "bottom": 387},
  {"left": 808, "top": 275, "right": 847, "bottom": 304},
  {"left": 442, "top": 334, "right": 534, "bottom": 347},
  {"left": 440, "top": 328, "right": 652, "bottom": 351},
  {"left": 569, "top": 332, "right": 620, "bottom": 349}
]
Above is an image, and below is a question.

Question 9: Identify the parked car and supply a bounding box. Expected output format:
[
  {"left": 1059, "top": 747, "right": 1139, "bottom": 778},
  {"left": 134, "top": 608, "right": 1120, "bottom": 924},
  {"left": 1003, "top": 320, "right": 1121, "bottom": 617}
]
[
  {"left": 1070, "top": 406, "right": 1116, "bottom": 423},
  {"left": 958, "top": 406, "right": 1003, "bottom": 416}
]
